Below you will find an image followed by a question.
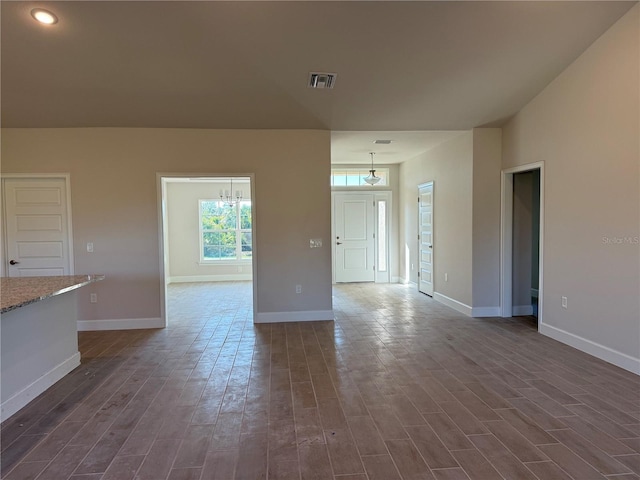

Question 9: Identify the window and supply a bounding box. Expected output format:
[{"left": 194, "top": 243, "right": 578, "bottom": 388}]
[
  {"left": 331, "top": 168, "right": 389, "bottom": 187},
  {"left": 200, "top": 199, "right": 252, "bottom": 262},
  {"left": 377, "top": 200, "right": 387, "bottom": 272}
]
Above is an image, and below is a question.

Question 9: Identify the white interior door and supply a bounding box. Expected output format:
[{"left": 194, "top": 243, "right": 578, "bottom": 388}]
[
  {"left": 3, "top": 177, "right": 73, "bottom": 277},
  {"left": 418, "top": 182, "right": 434, "bottom": 296},
  {"left": 334, "top": 193, "right": 375, "bottom": 283}
]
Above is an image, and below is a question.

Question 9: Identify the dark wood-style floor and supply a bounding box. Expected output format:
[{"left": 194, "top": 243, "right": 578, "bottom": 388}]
[{"left": 1, "top": 282, "right": 639, "bottom": 480}]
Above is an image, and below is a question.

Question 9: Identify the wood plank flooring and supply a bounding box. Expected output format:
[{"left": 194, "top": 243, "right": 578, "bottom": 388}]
[{"left": 1, "top": 282, "right": 639, "bottom": 479}]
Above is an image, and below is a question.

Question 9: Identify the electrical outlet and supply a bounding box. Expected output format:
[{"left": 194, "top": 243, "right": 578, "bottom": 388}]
[
  {"left": 295, "top": 285, "right": 302, "bottom": 294},
  {"left": 445, "top": 273, "right": 448, "bottom": 282},
  {"left": 90, "top": 293, "right": 98, "bottom": 303},
  {"left": 411, "top": 263, "right": 414, "bottom": 270},
  {"left": 561, "top": 296, "right": 567, "bottom": 309},
  {"left": 87, "top": 242, "right": 94, "bottom": 253}
]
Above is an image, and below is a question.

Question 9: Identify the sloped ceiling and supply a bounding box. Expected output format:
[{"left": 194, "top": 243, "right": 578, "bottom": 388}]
[
  {"left": 1, "top": 1, "right": 634, "bottom": 130},
  {"left": 2, "top": 1, "right": 635, "bottom": 133}
]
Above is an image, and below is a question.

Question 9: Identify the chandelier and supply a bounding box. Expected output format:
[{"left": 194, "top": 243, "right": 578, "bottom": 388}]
[
  {"left": 363, "top": 152, "right": 381, "bottom": 185},
  {"left": 219, "top": 178, "right": 243, "bottom": 207}
]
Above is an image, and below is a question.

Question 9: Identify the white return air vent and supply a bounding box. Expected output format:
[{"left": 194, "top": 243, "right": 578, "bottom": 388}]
[{"left": 308, "top": 72, "right": 337, "bottom": 89}]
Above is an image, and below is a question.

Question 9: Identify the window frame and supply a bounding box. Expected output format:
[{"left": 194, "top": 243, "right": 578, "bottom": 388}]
[
  {"left": 330, "top": 167, "right": 390, "bottom": 187},
  {"left": 199, "top": 199, "right": 252, "bottom": 264}
]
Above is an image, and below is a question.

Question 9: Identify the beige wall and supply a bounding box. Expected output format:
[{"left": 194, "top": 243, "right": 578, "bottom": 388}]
[
  {"left": 399, "top": 132, "right": 474, "bottom": 306},
  {"left": 503, "top": 5, "right": 639, "bottom": 365},
  {"left": 471, "top": 128, "right": 502, "bottom": 312},
  {"left": 399, "top": 129, "right": 502, "bottom": 314},
  {"left": 165, "top": 180, "right": 253, "bottom": 281},
  {"left": 1, "top": 128, "right": 333, "bottom": 324}
]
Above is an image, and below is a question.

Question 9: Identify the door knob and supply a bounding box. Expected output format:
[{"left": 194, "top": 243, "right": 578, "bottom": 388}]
[
  {"left": 336, "top": 242, "right": 343, "bottom": 245},
  {"left": 9, "top": 260, "right": 19, "bottom": 265}
]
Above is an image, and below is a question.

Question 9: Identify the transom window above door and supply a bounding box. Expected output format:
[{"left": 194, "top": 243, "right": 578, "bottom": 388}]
[
  {"left": 199, "top": 199, "right": 252, "bottom": 263},
  {"left": 331, "top": 168, "right": 389, "bottom": 187}
]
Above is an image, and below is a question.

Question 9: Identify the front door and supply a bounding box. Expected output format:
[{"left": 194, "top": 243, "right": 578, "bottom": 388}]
[
  {"left": 3, "top": 177, "right": 73, "bottom": 277},
  {"left": 418, "top": 182, "right": 434, "bottom": 296},
  {"left": 334, "top": 193, "right": 375, "bottom": 283}
]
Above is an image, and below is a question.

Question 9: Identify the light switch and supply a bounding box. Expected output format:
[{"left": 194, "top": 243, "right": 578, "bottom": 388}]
[
  {"left": 310, "top": 238, "right": 322, "bottom": 248},
  {"left": 87, "top": 242, "right": 94, "bottom": 253}
]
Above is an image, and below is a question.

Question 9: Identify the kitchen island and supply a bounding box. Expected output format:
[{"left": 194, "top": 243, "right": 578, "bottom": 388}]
[{"left": 1, "top": 275, "right": 104, "bottom": 421}]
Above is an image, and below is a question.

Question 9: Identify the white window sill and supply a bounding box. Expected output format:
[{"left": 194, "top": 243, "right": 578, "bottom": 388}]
[{"left": 198, "top": 260, "right": 253, "bottom": 266}]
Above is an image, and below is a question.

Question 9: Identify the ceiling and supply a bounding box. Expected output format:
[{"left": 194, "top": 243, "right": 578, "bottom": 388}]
[
  {"left": 331, "top": 131, "right": 466, "bottom": 164},
  {"left": 1, "top": 1, "right": 635, "bottom": 163}
]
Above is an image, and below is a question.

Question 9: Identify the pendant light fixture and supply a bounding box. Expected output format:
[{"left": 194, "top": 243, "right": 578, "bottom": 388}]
[
  {"left": 219, "top": 178, "right": 243, "bottom": 207},
  {"left": 363, "top": 152, "right": 381, "bottom": 185}
]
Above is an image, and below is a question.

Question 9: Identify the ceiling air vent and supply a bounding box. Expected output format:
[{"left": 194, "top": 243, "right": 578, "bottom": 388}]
[
  {"left": 373, "top": 140, "right": 393, "bottom": 145},
  {"left": 308, "top": 72, "right": 337, "bottom": 89}
]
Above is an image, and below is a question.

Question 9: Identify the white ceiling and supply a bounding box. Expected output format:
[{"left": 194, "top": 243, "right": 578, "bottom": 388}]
[{"left": 1, "top": 1, "right": 635, "bottom": 164}]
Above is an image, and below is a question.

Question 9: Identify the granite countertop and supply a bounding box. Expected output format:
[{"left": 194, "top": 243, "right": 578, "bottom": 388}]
[{"left": 1, "top": 275, "right": 105, "bottom": 314}]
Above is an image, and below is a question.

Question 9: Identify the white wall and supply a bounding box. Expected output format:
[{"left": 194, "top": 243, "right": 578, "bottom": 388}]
[
  {"left": 399, "top": 132, "right": 474, "bottom": 307},
  {"left": 165, "top": 180, "right": 252, "bottom": 282},
  {"left": 1, "top": 128, "right": 333, "bottom": 327},
  {"left": 503, "top": 5, "right": 640, "bottom": 372}
]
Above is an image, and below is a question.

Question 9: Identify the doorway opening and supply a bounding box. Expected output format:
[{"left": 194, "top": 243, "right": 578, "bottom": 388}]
[
  {"left": 513, "top": 170, "right": 541, "bottom": 323},
  {"left": 331, "top": 191, "right": 391, "bottom": 284},
  {"left": 158, "top": 175, "right": 256, "bottom": 327},
  {"left": 500, "top": 162, "right": 544, "bottom": 330}
]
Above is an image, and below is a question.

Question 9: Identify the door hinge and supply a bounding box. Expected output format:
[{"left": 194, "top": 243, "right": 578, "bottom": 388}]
[
  {"left": 418, "top": 197, "right": 420, "bottom": 203},
  {"left": 373, "top": 233, "right": 376, "bottom": 239},
  {"left": 373, "top": 265, "right": 376, "bottom": 271},
  {"left": 418, "top": 272, "right": 420, "bottom": 277}
]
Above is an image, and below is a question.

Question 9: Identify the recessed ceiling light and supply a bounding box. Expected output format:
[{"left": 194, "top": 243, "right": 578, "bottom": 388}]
[
  {"left": 373, "top": 140, "right": 393, "bottom": 145},
  {"left": 31, "top": 8, "right": 58, "bottom": 25}
]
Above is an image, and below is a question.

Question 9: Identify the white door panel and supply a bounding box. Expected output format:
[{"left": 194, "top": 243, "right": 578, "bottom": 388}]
[
  {"left": 343, "top": 203, "right": 367, "bottom": 240},
  {"left": 418, "top": 182, "right": 434, "bottom": 296},
  {"left": 343, "top": 247, "right": 368, "bottom": 269},
  {"left": 334, "top": 194, "right": 375, "bottom": 283},
  {"left": 4, "top": 178, "right": 72, "bottom": 277}
]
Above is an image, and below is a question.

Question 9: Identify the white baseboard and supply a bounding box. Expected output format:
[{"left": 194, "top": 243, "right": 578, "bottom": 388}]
[
  {"left": 254, "top": 310, "right": 334, "bottom": 324},
  {"left": 392, "top": 276, "right": 406, "bottom": 284},
  {"left": 1, "top": 352, "right": 81, "bottom": 422},
  {"left": 433, "top": 292, "right": 472, "bottom": 317},
  {"left": 77, "top": 317, "right": 165, "bottom": 331},
  {"left": 472, "top": 306, "right": 501, "bottom": 317},
  {"left": 513, "top": 305, "right": 534, "bottom": 316},
  {"left": 168, "top": 274, "right": 252, "bottom": 284},
  {"left": 540, "top": 323, "right": 640, "bottom": 375}
]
